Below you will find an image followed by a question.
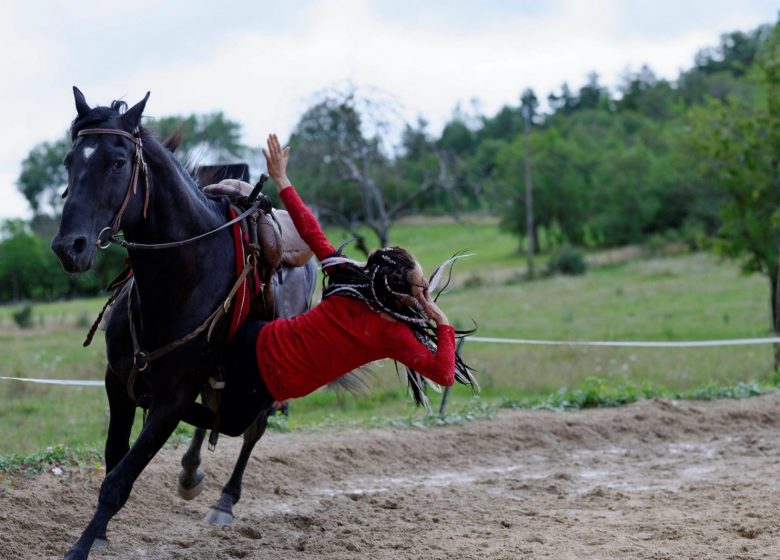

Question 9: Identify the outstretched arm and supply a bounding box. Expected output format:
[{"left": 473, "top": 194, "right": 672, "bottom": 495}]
[
  {"left": 388, "top": 323, "right": 456, "bottom": 386},
  {"left": 262, "top": 134, "right": 335, "bottom": 260}
]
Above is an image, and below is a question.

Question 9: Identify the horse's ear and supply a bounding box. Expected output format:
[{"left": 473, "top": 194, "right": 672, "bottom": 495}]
[
  {"left": 122, "top": 91, "right": 151, "bottom": 130},
  {"left": 73, "top": 86, "right": 90, "bottom": 117}
]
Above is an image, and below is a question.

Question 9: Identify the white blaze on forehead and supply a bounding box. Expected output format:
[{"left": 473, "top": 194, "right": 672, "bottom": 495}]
[{"left": 82, "top": 145, "right": 96, "bottom": 160}]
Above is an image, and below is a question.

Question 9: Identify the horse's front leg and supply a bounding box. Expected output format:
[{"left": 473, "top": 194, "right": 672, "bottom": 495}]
[
  {"left": 64, "top": 386, "right": 197, "bottom": 560},
  {"left": 104, "top": 366, "right": 137, "bottom": 473},
  {"left": 178, "top": 427, "right": 207, "bottom": 500},
  {"left": 90, "top": 366, "right": 137, "bottom": 550},
  {"left": 205, "top": 408, "right": 271, "bottom": 525}
]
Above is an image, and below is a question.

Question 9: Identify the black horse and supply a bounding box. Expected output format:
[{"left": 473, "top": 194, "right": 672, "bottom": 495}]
[{"left": 51, "top": 88, "right": 313, "bottom": 560}]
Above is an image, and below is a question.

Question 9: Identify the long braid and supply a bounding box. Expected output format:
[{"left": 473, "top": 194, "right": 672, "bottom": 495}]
[{"left": 322, "top": 245, "right": 478, "bottom": 407}]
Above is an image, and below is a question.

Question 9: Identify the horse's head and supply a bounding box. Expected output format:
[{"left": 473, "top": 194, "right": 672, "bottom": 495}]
[{"left": 51, "top": 87, "right": 150, "bottom": 272}]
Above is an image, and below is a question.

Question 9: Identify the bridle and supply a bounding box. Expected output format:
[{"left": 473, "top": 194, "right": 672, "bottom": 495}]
[
  {"left": 75, "top": 126, "right": 271, "bottom": 400},
  {"left": 75, "top": 126, "right": 268, "bottom": 251},
  {"left": 76, "top": 127, "right": 151, "bottom": 249}
]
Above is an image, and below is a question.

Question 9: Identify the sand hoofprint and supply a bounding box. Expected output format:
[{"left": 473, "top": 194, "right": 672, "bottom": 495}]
[{"left": 3, "top": 394, "right": 780, "bottom": 559}]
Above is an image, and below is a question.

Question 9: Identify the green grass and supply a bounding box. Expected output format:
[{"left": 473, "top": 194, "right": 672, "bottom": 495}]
[
  {"left": 324, "top": 218, "right": 524, "bottom": 276},
  {"left": 0, "top": 218, "right": 775, "bottom": 459},
  {"left": 0, "top": 444, "right": 104, "bottom": 479}
]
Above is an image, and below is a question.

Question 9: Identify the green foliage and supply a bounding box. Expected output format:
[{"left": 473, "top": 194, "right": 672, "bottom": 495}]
[
  {"left": 148, "top": 112, "right": 248, "bottom": 159},
  {"left": 546, "top": 245, "right": 586, "bottom": 276},
  {"left": 500, "top": 376, "right": 772, "bottom": 411},
  {"left": 17, "top": 134, "right": 70, "bottom": 217},
  {"left": 0, "top": 220, "right": 67, "bottom": 301},
  {"left": 0, "top": 219, "right": 126, "bottom": 303},
  {"left": 382, "top": 401, "right": 496, "bottom": 429},
  {"left": 683, "top": 26, "right": 780, "bottom": 331}
]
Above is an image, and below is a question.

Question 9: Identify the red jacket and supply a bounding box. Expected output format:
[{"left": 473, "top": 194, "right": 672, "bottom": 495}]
[{"left": 255, "top": 187, "right": 456, "bottom": 401}]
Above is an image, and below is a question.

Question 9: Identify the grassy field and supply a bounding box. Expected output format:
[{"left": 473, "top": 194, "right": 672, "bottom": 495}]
[{"left": 0, "top": 219, "right": 774, "bottom": 456}]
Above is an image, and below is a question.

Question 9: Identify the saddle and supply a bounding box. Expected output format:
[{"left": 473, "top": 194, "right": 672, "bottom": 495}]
[
  {"left": 202, "top": 179, "right": 314, "bottom": 268},
  {"left": 202, "top": 179, "right": 314, "bottom": 320}
]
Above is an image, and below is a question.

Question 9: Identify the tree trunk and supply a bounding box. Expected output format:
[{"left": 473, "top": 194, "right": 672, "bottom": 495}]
[
  {"left": 532, "top": 223, "right": 541, "bottom": 254},
  {"left": 523, "top": 120, "right": 535, "bottom": 278}
]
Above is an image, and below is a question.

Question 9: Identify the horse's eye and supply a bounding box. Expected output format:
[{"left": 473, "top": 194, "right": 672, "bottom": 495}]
[{"left": 112, "top": 159, "right": 127, "bottom": 171}]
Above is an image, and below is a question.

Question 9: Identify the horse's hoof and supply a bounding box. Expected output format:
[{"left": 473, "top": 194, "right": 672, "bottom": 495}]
[
  {"left": 204, "top": 506, "right": 234, "bottom": 525},
  {"left": 177, "top": 471, "right": 205, "bottom": 501},
  {"left": 91, "top": 537, "right": 109, "bottom": 550}
]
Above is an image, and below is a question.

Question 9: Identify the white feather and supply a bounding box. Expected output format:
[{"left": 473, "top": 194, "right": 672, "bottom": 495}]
[
  {"left": 428, "top": 253, "right": 474, "bottom": 293},
  {"left": 320, "top": 256, "right": 367, "bottom": 269}
]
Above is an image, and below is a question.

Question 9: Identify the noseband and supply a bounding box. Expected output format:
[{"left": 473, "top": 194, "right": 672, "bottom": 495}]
[{"left": 77, "top": 127, "right": 150, "bottom": 248}]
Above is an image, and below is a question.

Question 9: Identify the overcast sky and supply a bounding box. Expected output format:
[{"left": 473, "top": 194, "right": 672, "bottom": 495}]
[{"left": 1, "top": 0, "right": 778, "bottom": 220}]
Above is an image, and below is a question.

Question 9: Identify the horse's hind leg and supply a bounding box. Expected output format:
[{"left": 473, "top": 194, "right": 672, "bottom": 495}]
[
  {"left": 204, "top": 409, "right": 271, "bottom": 525},
  {"left": 178, "top": 427, "right": 207, "bottom": 500}
]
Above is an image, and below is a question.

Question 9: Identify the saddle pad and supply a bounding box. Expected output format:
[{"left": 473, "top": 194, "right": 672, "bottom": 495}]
[{"left": 272, "top": 209, "right": 315, "bottom": 267}]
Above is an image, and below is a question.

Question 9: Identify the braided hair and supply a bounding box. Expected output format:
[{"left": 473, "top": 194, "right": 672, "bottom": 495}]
[{"left": 321, "top": 245, "right": 478, "bottom": 408}]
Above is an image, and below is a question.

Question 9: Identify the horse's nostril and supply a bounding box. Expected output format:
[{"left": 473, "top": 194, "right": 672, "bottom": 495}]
[{"left": 73, "top": 236, "right": 87, "bottom": 255}]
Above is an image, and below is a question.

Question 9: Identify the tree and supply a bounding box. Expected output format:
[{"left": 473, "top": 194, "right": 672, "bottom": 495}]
[
  {"left": 493, "top": 128, "right": 588, "bottom": 250},
  {"left": 520, "top": 89, "right": 538, "bottom": 275},
  {"left": 577, "top": 72, "right": 611, "bottom": 111},
  {"left": 17, "top": 135, "right": 70, "bottom": 221},
  {"left": 687, "top": 25, "right": 780, "bottom": 365},
  {"left": 289, "top": 91, "right": 460, "bottom": 252},
  {"left": 0, "top": 220, "right": 66, "bottom": 301},
  {"left": 548, "top": 82, "right": 577, "bottom": 116},
  {"left": 438, "top": 118, "right": 476, "bottom": 156},
  {"left": 148, "top": 112, "right": 248, "bottom": 162}
]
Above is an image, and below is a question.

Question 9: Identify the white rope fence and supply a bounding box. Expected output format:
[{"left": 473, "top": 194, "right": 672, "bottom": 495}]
[
  {"left": 3, "top": 335, "right": 780, "bottom": 387},
  {"left": 0, "top": 376, "right": 104, "bottom": 387},
  {"left": 467, "top": 336, "right": 780, "bottom": 348}
]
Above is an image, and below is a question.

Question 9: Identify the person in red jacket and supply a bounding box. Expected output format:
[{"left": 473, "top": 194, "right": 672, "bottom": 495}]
[{"left": 186, "top": 135, "right": 476, "bottom": 435}]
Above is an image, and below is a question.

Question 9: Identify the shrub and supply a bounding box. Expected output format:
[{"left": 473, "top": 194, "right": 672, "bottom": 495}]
[
  {"left": 76, "top": 312, "right": 91, "bottom": 328},
  {"left": 12, "top": 304, "right": 34, "bottom": 329},
  {"left": 463, "top": 275, "right": 484, "bottom": 289},
  {"left": 546, "top": 245, "right": 586, "bottom": 276}
]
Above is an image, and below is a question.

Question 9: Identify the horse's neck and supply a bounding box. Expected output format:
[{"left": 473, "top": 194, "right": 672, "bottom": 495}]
[
  {"left": 125, "top": 140, "right": 234, "bottom": 330},
  {"left": 126, "top": 141, "right": 222, "bottom": 245}
]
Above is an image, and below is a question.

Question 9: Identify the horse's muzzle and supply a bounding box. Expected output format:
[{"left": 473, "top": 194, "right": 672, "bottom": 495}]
[{"left": 51, "top": 233, "right": 95, "bottom": 273}]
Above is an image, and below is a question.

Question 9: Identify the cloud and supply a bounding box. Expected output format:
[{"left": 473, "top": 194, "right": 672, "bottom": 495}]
[{"left": 1, "top": 0, "right": 777, "bottom": 219}]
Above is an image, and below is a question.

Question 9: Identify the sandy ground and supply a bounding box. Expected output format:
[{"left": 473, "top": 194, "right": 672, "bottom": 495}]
[{"left": 3, "top": 395, "right": 780, "bottom": 559}]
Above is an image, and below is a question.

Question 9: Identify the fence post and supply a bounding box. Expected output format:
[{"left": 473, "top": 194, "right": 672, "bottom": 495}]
[{"left": 439, "top": 336, "right": 465, "bottom": 417}]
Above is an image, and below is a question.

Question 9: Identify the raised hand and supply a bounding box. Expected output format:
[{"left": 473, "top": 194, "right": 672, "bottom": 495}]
[{"left": 262, "top": 134, "right": 291, "bottom": 193}]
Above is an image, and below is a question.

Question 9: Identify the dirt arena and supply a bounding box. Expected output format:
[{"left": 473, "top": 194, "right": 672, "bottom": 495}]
[{"left": 3, "top": 394, "right": 780, "bottom": 559}]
